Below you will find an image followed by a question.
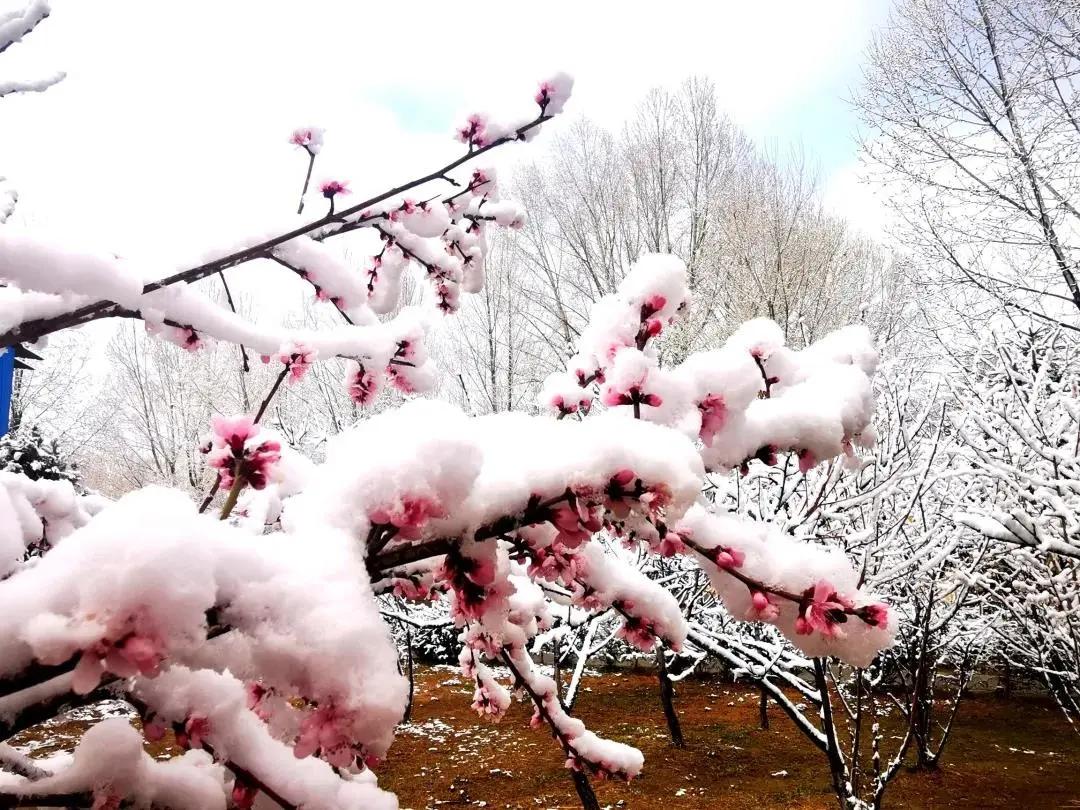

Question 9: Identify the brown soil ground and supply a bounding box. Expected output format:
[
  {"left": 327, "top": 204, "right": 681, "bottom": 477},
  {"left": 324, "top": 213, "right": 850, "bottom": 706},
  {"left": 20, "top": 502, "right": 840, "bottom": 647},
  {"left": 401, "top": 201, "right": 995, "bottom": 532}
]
[
  {"left": 378, "top": 666, "right": 1080, "bottom": 810},
  {"left": 11, "top": 666, "right": 1079, "bottom": 809}
]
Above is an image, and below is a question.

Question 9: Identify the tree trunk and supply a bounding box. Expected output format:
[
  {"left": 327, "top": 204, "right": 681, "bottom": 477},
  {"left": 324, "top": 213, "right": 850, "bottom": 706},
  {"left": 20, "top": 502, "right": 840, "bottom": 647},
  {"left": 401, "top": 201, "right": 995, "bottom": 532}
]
[
  {"left": 813, "top": 659, "right": 849, "bottom": 809},
  {"left": 403, "top": 628, "right": 414, "bottom": 724},
  {"left": 655, "top": 646, "right": 685, "bottom": 747},
  {"left": 553, "top": 633, "right": 562, "bottom": 707},
  {"left": 570, "top": 770, "right": 601, "bottom": 810},
  {"left": 758, "top": 685, "right": 769, "bottom": 729}
]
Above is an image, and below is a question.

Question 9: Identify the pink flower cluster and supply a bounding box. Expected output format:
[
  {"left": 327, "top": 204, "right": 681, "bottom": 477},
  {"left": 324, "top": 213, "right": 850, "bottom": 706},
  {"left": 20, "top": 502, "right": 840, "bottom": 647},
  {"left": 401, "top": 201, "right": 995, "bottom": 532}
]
[
  {"left": 456, "top": 114, "right": 488, "bottom": 149},
  {"left": 750, "top": 589, "right": 780, "bottom": 621},
  {"left": 231, "top": 779, "right": 259, "bottom": 810},
  {"left": 471, "top": 684, "right": 503, "bottom": 718},
  {"left": 347, "top": 362, "right": 380, "bottom": 406},
  {"left": 202, "top": 414, "right": 281, "bottom": 491},
  {"left": 600, "top": 381, "right": 662, "bottom": 410},
  {"left": 289, "top": 126, "right": 323, "bottom": 153},
  {"left": 261, "top": 342, "right": 316, "bottom": 383},
  {"left": 294, "top": 704, "right": 368, "bottom": 769},
  {"left": 548, "top": 391, "right": 591, "bottom": 417},
  {"left": 369, "top": 495, "right": 444, "bottom": 541},
  {"left": 439, "top": 548, "right": 498, "bottom": 622},
  {"left": 175, "top": 714, "right": 211, "bottom": 750},
  {"left": 795, "top": 581, "right": 855, "bottom": 638},
  {"left": 697, "top": 393, "right": 727, "bottom": 447},
  {"left": 320, "top": 179, "right": 349, "bottom": 199},
  {"left": 392, "top": 575, "right": 437, "bottom": 602},
  {"left": 616, "top": 612, "right": 659, "bottom": 652},
  {"left": 72, "top": 624, "right": 166, "bottom": 695},
  {"left": 527, "top": 543, "right": 586, "bottom": 582},
  {"left": 547, "top": 500, "right": 603, "bottom": 549}
]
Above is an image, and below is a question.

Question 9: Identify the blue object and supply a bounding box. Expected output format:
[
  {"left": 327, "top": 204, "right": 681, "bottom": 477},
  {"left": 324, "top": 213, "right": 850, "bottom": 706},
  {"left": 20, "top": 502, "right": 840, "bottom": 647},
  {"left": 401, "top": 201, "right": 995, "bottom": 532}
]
[{"left": 0, "top": 347, "right": 13, "bottom": 437}]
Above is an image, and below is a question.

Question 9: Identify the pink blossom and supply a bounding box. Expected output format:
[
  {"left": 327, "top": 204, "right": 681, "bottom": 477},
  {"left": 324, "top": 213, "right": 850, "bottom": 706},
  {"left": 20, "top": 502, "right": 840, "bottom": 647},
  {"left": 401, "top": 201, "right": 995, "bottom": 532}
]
[
  {"left": 642, "top": 294, "right": 667, "bottom": 317},
  {"left": 549, "top": 393, "right": 590, "bottom": 416},
  {"left": 471, "top": 685, "right": 503, "bottom": 718},
  {"left": 575, "top": 367, "right": 603, "bottom": 386},
  {"left": 294, "top": 704, "right": 360, "bottom": 769},
  {"left": 464, "top": 555, "right": 496, "bottom": 587},
  {"left": 387, "top": 364, "right": 418, "bottom": 394},
  {"left": 178, "top": 326, "right": 202, "bottom": 352},
  {"left": 710, "top": 544, "right": 745, "bottom": 570},
  {"left": 656, "top": 531, "right": 686, "bottom": 558},
  {"left": 438, "top": 549, "right": 494, "bottom": 621},
  {"left": 548, "top": 502, "right": 601, "bottom": 548},
  {"left": 601, "top": 385, "right": 662, "bottom": 409},
  {"left": 698, "top": 394, "right": 727, "bottom": 447},
  {"left": 471, "top": 168, "right": 492, "bottom": 192},
  {"left": 210, "top": 414, "right": 256, "bottom": 454},
  {"left": 617, "top": 615, "right": 657, "bottom": 651},
  {"left": 320, "top": 179, "right": 349, "bottom": 198},
  {"left": 279, "top": 342, "right": 316, "bottom": 383},
  {"left": 393, "top": 576, "right": 434, "bottom": 601},
  {"left": 203, "top": 414, "right": 281, "bottom": 491},
  {"left": 289, "top": 127, "right": 323, "bottom": 152},
  {"left": 456, "top": 114, "right": 488, "bottom": 148},
  {"left": 638, "top": 482, "right": 672, "bottom": 516},
  {"left": 858, "top": 602, "right": 889, "bottom": 628},
  {"left": 750, "top": 589, "right": 780, "bottom": 621},
  {"left": 232, "top": 781, "right": 259, "bottom": 810},
  {"left": 73, "top": 628, "right": 166, "bottom": 695},
  {"left": 796, "top": 580, "right": 855, "bottom": 638},
  {"left": 141, "top": 715, "right": 166, "bottom": 742},
  {"left": 797, "top": 449, "right": 817, "bottom": 474},
  {"left": 527, "top": 544, "right": 581, "bottom": 581},
  {"left": 347, "top": 363, "right": 380, "bottom": 406},
  {"left": 369, "top": 495, "right": 444, "bottom": 540},
  {"left": 572, "top": 582, "right": 604, "bottom": 612},
  {"left": 246, "top": 681, "right": 272, "bottom": 720},
  {"left": 92, "top": 792, "right": 122, "bottom": 810},
  {"left": 176, "top": 715, "right": 210, "bottom": 750}
]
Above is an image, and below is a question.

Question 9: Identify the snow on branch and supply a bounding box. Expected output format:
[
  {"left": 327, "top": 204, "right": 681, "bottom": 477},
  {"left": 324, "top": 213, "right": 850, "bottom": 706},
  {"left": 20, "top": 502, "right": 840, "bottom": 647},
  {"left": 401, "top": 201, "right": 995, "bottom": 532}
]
[
  {"left": 0, "top": 71, "right": 64, "bottom": 98},
  {"left": 0, "top": 75, "right": 574, "bottom": 349},
  {"left": 0, "top": 0, "right": 51, "bottom": 55}
]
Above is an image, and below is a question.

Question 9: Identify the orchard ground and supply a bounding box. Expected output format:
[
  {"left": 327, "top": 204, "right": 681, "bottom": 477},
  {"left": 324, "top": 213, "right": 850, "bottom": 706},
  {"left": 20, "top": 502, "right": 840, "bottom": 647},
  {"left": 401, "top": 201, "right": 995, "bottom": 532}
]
[
  {"left": 381, "top": 667, "right": 1080, "bottom": 810},
  {"left": 12, "top": 665, "right": 1080, "bottom": 809}
]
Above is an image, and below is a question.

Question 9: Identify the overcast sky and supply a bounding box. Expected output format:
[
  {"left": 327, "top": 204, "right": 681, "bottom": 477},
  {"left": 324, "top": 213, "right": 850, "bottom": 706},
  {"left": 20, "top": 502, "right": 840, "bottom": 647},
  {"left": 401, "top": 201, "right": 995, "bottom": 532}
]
[{"left": 0, "top": 0, "right": 894, "bottom": 259}]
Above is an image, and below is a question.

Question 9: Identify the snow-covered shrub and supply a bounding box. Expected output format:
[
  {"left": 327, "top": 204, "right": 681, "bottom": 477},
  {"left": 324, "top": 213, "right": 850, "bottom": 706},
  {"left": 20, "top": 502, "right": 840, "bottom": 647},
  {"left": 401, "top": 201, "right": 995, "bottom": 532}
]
[{"left": 0, "top": 425, "right": 79, "bottom": 487}]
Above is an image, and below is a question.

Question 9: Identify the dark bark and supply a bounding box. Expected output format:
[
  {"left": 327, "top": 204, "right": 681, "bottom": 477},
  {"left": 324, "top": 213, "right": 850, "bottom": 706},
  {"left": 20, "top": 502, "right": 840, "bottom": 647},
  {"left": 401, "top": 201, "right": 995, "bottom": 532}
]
[
  {"left": 655, "top": 646, "right": 685, "bottom": 747},
  {"left": 570, "top": 770, "right": 601, "bottom": 810},
  {"left": 404, "top": 627, "right": 414, "bottom": 724}
]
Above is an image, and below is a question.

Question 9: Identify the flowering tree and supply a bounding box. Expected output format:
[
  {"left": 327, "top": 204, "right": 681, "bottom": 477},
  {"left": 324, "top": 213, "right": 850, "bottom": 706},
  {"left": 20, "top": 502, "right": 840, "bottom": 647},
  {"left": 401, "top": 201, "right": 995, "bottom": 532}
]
[{"left": 0, "top": 71, "right": 897, "bottom": 810}]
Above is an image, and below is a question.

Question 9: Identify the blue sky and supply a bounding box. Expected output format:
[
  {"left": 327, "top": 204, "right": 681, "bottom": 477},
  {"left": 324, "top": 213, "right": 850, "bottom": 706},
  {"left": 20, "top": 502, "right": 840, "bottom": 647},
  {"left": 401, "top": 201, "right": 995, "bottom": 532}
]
[{"left": 363, "top": 2, "right": 892, "bottom": 181}]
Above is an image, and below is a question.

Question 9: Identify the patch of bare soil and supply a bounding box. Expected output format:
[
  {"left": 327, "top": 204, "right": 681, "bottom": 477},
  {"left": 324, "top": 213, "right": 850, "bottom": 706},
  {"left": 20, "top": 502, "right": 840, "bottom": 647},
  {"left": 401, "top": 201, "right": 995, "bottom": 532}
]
[{"left": 379, "top": 667, "right": 1080, "bottom": 810}]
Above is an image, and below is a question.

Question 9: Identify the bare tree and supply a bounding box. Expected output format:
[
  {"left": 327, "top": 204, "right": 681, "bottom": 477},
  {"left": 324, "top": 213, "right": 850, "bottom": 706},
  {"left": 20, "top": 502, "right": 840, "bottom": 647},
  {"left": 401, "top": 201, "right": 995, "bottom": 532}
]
[{"left": 858, "top": 0, "right": 1080, "bottom": 331}]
